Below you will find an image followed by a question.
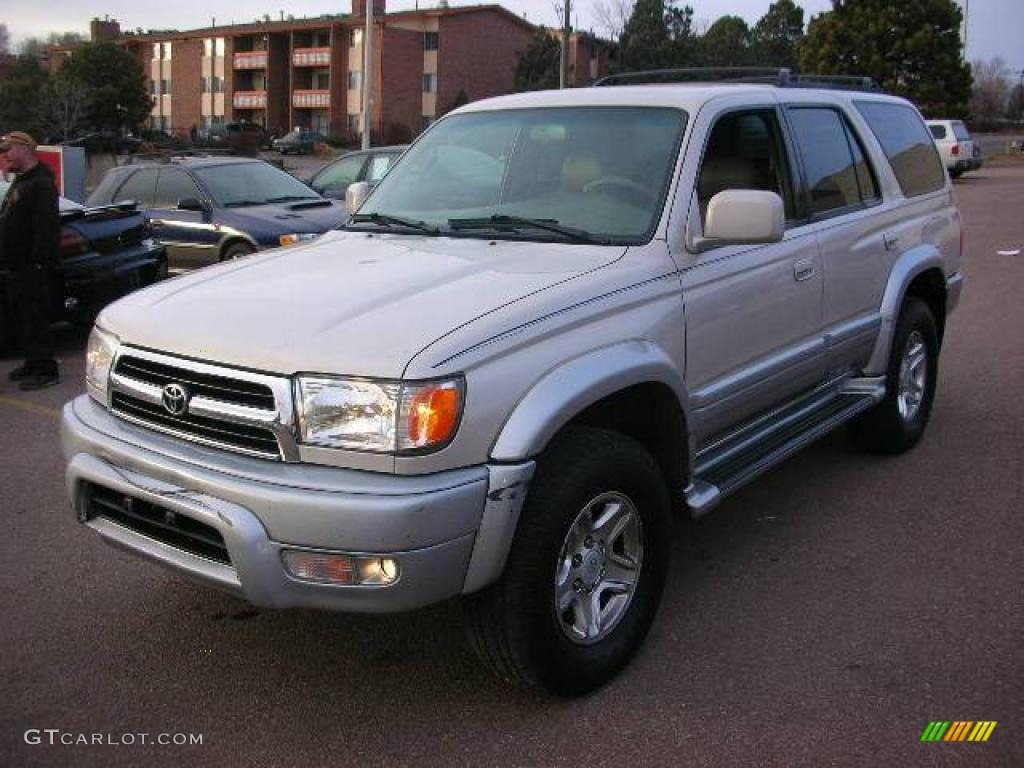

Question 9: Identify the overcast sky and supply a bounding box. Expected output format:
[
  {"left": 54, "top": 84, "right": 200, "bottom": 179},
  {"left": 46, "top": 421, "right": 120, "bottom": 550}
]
[{"left": 5, "top": 0, "right": 1022, "bottom": 71}]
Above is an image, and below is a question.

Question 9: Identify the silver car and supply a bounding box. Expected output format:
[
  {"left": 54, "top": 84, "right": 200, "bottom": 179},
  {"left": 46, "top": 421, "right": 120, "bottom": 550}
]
[{"left": 63, "top": 78, "right": 963, "bottom": 695}]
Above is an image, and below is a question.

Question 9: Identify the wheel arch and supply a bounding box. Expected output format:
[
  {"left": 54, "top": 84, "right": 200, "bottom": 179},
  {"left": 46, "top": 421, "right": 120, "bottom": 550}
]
[
  {"left": 864, "top": 246, "right": 948, "bottom": 375},
  {"left": 490, "top": 341, "right": 693, "bottom": 507}
]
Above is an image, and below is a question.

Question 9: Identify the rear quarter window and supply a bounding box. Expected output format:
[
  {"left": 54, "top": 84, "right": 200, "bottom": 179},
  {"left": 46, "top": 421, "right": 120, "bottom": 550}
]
[
  {"left": 855, "top": 102, "right": 946, "bottom": 197},
  {"left": 929, "top": 124, "right": 947, "bottom": 139}
]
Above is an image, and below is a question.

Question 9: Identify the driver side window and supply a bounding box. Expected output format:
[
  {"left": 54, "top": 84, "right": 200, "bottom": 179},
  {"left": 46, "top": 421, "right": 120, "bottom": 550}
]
[{"left": 697, "top": 110, "right": 796, "bottom": 226}]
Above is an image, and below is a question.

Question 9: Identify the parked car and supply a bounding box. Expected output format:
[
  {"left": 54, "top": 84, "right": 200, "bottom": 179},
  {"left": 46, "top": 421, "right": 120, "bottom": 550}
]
[
  {"left": 926, "top": 119, "right": 976, "bottom": 177},
  {"left": 0, "top": 181, "right": 166, "bottom": 352},
  {"left": 64, "top": 78, "right": 963, "bottom": 696},
  {"left": 273, "top": 128, "right": 326, "bottom": 155},
  {"left": 86, "top": 157, "right": 347, "bottom": 272},
  {"left": 308, "top": 145, "right": 406, "bottom": 200},
  {"left": 202, "top": 122, "right": 273, "bottom": 152}
]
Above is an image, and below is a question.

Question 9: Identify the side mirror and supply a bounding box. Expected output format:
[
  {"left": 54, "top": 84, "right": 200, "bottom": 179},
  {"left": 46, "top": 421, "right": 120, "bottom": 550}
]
[
  {"left": 695, "top": 190, "right": 784, "bottom": 252},
  {"left": 177, "top": 197, "right": 207, "bottom": 212},
  {"left": 345, "top": 181, "right": 370, "bottom": 214}
]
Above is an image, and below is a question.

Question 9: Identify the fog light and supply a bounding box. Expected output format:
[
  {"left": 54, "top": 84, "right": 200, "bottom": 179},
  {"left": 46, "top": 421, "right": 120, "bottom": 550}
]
[
  {"left": 356, "top": 556, "right": 399, "bottom": 585},
  {"left": 281, "top": 551, "right": 355, "bottom": 584},
  {"left": 281, "top": 551, "right": 400, "bottom": 586}
]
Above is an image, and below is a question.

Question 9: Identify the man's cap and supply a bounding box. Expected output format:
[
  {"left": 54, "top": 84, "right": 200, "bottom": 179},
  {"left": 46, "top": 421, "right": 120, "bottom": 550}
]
[{"left": 0, "top": 131, "right": 38, "bottom": 151}]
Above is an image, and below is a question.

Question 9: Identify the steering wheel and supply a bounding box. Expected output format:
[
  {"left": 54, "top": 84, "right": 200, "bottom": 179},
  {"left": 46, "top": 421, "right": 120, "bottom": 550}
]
[{"left": 582, "top": 176, "right": 656, "bottom": 205}]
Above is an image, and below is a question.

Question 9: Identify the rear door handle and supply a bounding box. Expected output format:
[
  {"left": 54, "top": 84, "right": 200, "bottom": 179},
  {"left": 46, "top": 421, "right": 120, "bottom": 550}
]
[
  {"left": 793, "top": 258, "right": 816, "bottom": 282},
  {"left": 884, "top": 232, "right": 901, "bottom": 251}
]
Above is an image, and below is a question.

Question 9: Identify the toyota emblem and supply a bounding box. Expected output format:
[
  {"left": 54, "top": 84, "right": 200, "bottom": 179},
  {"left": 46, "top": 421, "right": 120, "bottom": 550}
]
[{"left": 161, "top": 382, "right": 189, "bottom": 416}]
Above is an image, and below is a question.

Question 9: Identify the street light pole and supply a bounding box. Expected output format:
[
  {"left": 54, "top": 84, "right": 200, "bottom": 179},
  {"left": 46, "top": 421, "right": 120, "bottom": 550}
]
[
  {"left": 362, "top": 0, "right": 374, "bottom": 149},
  {"left": 559, "top": 0, "right": 571, "bottom": 89}
]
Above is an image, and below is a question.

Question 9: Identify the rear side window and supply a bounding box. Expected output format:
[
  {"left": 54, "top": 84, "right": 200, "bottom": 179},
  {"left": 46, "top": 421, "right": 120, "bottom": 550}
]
[
  {"left": 87, "top": 172, "right": 127, "bottom": 206},
  {"left": 929, "top": 124, "right": 947, "bottom": 139},
  {"left": 855, "top": 102, "right": 946, "bottom": 197},
  {"left": 787, "top": 107, "right": 878, "bottom": 217},
  {"left": 115, "top": 169, "right": 158, "bottom": 208}
]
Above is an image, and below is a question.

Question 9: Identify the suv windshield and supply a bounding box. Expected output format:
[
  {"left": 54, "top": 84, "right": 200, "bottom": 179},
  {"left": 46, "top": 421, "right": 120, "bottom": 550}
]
[
  {"left": 192, "top": 162, "right": 321, "bottom": 207},
  {"left": 356, "top": 107, "right": 687, "bottom": 243}
]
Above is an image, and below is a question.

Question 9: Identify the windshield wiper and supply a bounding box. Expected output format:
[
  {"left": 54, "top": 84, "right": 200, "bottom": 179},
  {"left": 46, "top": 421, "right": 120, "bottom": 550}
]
[
  {"left": 448, "top": 215, "right": 610, "bottom": 244},
  {"left": 266, "top": 195, "right": 320, "bottom": 203},
  {"left": 348, "top": 212, "right": 439, "bottom": 234},
  {"left": 223, "top": 200, "right": 265, "bottom": 208}
]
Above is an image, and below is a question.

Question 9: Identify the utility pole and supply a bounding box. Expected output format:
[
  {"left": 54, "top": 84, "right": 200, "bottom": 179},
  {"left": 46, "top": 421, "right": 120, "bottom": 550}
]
[
  {"left": 362, "top": 0, "right": 374, "bottom": 149},
  {"left": 559, "top": 0, "right": 571, "bottom": 89}
]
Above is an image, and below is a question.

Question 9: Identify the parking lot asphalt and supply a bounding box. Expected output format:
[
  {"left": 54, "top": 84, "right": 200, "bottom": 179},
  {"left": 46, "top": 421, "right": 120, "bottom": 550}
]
[{"left": 1, "top": 165, "right": 1022, "bottom": 768}]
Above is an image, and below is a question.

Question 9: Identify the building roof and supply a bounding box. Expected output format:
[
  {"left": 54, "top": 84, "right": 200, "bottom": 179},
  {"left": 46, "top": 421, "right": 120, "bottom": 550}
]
[{"left": 119, "top": 3, "right": 534, "bottom": 43}]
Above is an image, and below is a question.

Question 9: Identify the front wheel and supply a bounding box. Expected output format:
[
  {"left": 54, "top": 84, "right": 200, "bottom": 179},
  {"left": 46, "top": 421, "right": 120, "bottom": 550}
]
[
  {"left": 463, "top": 426, "right": 671, "bottom": 696},
  {"left": 849, "top": 297, "right": 939, "bottom": 454}
]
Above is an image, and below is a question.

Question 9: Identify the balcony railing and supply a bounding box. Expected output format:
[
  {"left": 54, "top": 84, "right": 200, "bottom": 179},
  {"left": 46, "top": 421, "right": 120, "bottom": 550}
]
[
  {"left": 233, "top": 51, "right": 268, "bottom": 70},
  {"left": 293, "top": 47, "right": 331, "bottom": 67},
  {"left": 233, "top": 90, "right": 267, "bottom": 109},
  {"left": 293, "top": 89, "right": 330, "bottom": 109}
]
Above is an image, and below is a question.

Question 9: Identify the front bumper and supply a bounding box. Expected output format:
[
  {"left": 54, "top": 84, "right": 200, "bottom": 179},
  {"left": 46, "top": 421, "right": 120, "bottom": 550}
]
[{"left": 62, "top": 395, "right": 533, "bottom": 612}]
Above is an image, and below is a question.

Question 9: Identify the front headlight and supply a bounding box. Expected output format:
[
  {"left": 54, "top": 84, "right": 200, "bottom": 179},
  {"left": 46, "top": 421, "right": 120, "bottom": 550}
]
[
  {"left": 85, "top": 326, "right": 119, "bottom": 404},
  {"left": 279, "top": 233, "right": 319, "bottom": 247},
  {"left": 296, "top": 376, "right": 464, "bottom": 454}
]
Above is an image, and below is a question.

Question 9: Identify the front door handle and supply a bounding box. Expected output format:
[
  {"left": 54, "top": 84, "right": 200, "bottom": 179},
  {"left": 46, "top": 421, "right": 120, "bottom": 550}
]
[{"left": 793, "top": 258, "right": 816, "bottom": 282}]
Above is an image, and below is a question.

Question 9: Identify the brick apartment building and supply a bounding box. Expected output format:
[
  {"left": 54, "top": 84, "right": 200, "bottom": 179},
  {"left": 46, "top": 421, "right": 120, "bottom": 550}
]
[{"left": 101, "top": 1, "right": 584, "bottom": 144}]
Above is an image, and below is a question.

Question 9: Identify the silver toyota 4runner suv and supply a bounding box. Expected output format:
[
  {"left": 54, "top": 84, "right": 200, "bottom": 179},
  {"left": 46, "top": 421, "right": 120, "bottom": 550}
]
[{"left": 63, "top": 79, "right": 963, "bottom": 695}]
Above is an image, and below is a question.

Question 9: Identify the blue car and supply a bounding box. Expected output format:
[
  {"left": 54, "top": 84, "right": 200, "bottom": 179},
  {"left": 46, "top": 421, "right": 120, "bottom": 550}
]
[{"left": 87, "top": 157, "right": 347, "bottom": 272}]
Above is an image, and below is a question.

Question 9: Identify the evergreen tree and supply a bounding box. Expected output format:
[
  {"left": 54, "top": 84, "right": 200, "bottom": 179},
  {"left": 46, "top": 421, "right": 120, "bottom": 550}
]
[
  {"left": 751, "top": 0, "right": 805, "bottom": 70},
  {"left": 799, "top": 0, "right": 972, "bottom": 117}
]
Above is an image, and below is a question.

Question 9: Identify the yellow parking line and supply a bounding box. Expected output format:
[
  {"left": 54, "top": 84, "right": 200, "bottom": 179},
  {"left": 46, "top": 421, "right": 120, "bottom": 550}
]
[{"left": 0, "top": 394, "right": 61, "bottom": 419}]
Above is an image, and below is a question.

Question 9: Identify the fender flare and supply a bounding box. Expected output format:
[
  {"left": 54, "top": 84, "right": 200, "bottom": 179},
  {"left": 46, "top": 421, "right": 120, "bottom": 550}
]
[
  {"left": 864, "top": 244, "right": 946, "bottom": 375},
  {"left": 489, "top": 339, "right": 691, "bottom": 461}
]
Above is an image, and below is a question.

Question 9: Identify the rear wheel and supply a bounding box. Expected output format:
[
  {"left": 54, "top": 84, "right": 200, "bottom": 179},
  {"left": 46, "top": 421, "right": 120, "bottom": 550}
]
[
  {"left": 221, "top": 242, "right": 256, "bottom": 261},
  {"left": 849, "top": 297, "right": 939, "bottom": 454},
  {"left": 463, "top": 426, "right": 671, "bottom": 696}
]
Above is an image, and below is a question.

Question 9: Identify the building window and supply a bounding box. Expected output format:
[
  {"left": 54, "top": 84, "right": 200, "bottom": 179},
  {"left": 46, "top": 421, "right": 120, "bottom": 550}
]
[
  {"left": 153, "top": 43, "right": 161, "bottom": 60},
  {"left": 350, "top": 29, "right": 362, "bottom": 48},
  {"left": 215, "top": 38, "right": 225, "bottom": 57},
  {"left": 347, "top": 71, "right": 361, "bottom": 90},
  {"left": 422, "top": 73, "right": 437, "bottom": 93},
  {"left": 347, "top": 114, "right": 361, "bottom": 136},
  {"left": 160, "top": 79, "right": 169, "bottom": 95},
  {"left": 213, "top": 76, "right": 223, "bottom": 94},
  {"left": 424, "top": 32, "right": 439, "bottom": 51},
  {"left": 151, "top": 80, "right": 158, "bottom": 96},
  {"left": 161, "top": 42, "right": 172, "bottom": 60},
  {"left": 203, "top": 38, "right": 213, "bottom": 57},
  {"left": 314, "top": 72, "right": 330, "bottom": 90},
  {"left": 200, "top": 76, "right": 209, "bottom": 93}
]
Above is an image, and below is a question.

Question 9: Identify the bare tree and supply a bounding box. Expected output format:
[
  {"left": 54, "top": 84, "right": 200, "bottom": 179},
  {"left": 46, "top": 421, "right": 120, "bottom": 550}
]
[
  {"left": 0, "top": 23, "right": 10, "bottom": 54},
  {"left": 970, "top": 57, "right": 1012, "bottom": 124},
  {"left": 594, "top": 0, "right": 633, "bottom": 40},
  {"left": 39, "top": 73, "right": 90, "bottom": 141}
]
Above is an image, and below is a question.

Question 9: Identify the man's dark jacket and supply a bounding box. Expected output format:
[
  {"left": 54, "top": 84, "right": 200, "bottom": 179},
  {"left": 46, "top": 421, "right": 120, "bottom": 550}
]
[{"left": 0, "top": 162, "right": 60, "bottom": 271}]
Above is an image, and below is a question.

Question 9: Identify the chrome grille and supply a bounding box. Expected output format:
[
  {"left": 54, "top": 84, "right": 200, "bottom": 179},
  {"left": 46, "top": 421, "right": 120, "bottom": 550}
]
[{"left": 109, "top": 347, "right": 298, "bottom": 461}]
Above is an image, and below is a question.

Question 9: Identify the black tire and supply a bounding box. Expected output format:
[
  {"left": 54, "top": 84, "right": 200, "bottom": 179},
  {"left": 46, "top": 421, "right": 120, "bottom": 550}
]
[
  {"left": 463, "top": 426, "right": 671, "bottom": 696},
  {"left": 221, "top": 242, "right": 256, "bottom": 261},
  {"left": 849, "top": 297, "right": 939, "bottom": 454}
]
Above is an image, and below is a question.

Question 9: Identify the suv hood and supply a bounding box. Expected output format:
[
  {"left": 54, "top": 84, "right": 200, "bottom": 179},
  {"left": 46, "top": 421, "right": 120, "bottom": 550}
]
[{"left": 100, "top": 230, "right": 626, "bottom": 378}]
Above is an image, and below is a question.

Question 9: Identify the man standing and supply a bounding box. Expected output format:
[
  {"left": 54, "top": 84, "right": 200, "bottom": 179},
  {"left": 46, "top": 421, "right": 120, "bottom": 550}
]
[{"left": 0, "top": 131, "right": 60, "bottom": 390}]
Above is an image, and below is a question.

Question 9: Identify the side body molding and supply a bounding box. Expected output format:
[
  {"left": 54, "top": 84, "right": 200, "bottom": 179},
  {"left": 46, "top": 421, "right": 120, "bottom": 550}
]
[
  {"left": 490, "top": 340, "right": 691, "bottom": 461},
  {"left": 864, "top": 244, "right": 946, "bottom": 375}
]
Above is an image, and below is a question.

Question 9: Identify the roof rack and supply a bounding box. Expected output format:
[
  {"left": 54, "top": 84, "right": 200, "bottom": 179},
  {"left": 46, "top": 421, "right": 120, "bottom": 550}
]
[{"left": 593, "top": 67, "right": 881, "bottom": 92}]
